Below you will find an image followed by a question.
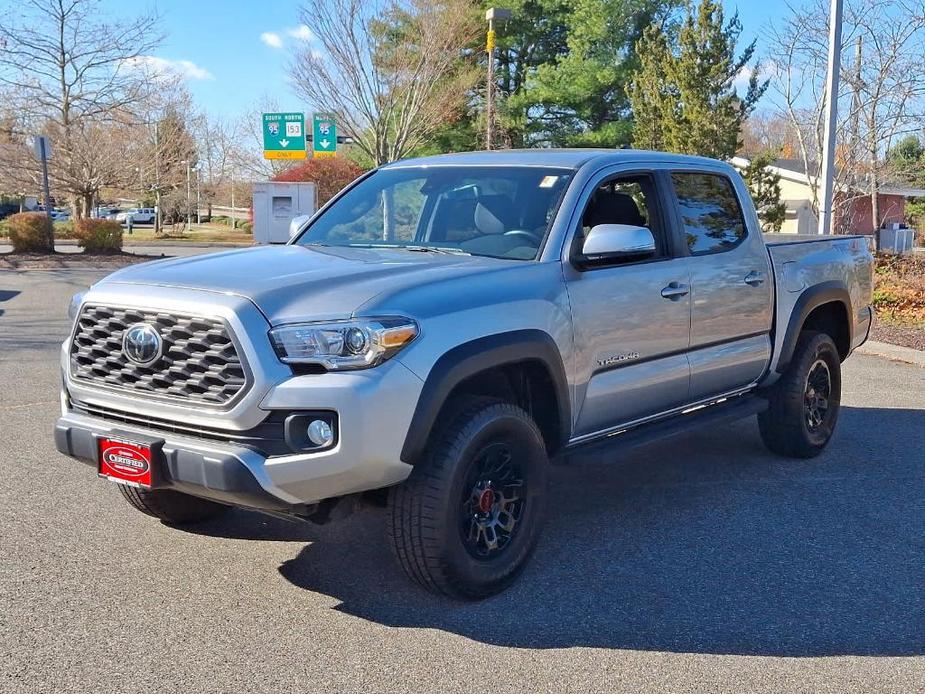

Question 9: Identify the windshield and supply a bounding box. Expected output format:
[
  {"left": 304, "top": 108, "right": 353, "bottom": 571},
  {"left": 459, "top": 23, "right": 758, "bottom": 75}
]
[{"left": 295, "top": 165, "right": 574, "bottom": 260}]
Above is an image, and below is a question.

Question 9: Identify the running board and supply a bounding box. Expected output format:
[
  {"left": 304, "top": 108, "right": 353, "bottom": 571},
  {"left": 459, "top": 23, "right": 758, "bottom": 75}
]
[{"left": 563, "top": 393, "right": 768, "bottom": 459}]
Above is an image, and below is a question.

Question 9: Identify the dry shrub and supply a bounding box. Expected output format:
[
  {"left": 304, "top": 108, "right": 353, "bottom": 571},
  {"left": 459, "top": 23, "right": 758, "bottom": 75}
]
[
  {"left": 75, "top": 218, "right": 123, "bottom": 253},
  {"left": 874, "top": 254, "right": 925, "bottom": 324},
  {"left": 7, "top": 212, "right": 53, "bottom": 253}
]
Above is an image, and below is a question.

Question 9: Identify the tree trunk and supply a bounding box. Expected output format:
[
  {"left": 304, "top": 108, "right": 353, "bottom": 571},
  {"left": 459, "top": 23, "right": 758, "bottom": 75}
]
[
  {"left": 870, "top": 140, "right": 880, "bottom": 236},
  {"left": 82, "top": 192, "right": 94, "bottom": 220}
]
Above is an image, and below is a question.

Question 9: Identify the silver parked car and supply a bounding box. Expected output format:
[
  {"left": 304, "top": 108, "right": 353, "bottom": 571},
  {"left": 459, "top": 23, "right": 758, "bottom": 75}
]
[{"left": 55, "top": 150, "right": 874, "bottom": 598}]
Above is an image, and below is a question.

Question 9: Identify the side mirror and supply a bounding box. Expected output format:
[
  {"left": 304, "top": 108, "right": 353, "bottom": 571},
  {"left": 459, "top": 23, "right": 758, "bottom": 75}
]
[
  {"left": 580, "top": 224, "right": 655, "bottom": 263},
  {"left": 288, "top": 214, "right": 312, "bottom": 240}
]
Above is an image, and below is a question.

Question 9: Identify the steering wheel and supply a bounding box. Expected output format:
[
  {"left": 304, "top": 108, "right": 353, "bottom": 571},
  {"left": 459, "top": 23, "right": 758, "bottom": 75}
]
[{"left": 502, "top": 229, "right": 541, "bottom": 244}]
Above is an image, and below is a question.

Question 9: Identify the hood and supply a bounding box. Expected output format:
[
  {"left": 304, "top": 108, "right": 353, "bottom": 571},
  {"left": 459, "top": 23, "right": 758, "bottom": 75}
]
[{"left": 101, "top": 244, "right": 517, "bottom": 324}]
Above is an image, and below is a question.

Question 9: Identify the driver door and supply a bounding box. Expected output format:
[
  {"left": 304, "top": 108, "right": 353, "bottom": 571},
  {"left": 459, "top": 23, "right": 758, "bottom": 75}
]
[{"left": 564, "top": 171, "right": 692, "bottom": 440}]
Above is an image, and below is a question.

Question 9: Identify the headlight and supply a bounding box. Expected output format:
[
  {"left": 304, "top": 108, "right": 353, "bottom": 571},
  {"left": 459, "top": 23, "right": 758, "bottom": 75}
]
[
  {"left": 269, "top": 317, "right": 419, "bottom": 370},
  {"left": 68, "top": 290, "right": 86, "bottom": 322}
]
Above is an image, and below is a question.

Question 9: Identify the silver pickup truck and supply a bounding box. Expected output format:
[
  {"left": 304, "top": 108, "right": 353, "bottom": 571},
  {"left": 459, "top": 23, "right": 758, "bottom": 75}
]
[{"left": 55, "top": 150, "right": 874, "bottom": 599}]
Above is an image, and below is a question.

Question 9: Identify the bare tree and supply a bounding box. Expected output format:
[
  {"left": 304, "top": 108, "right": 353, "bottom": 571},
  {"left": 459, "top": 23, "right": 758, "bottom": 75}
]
[
  {"left": 0, "top": 0, "right": 163, "bottom": 231},
  {"left": 193, "top": 115, "right": 247, "bottom": 214},
  {"left": 235, "top": 98, "right": 292, "bottom": 181},
  {"left": 290, "top": 0, "right": 479, "bottom": 167},
  {"left": 769, "top": 0, "right": 925, "bottom": 232}
]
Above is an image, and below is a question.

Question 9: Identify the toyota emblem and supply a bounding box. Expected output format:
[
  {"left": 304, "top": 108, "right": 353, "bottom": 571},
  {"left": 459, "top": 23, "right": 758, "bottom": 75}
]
[{"left": 122, "top": 323, "right": 163, "bottom": 366}]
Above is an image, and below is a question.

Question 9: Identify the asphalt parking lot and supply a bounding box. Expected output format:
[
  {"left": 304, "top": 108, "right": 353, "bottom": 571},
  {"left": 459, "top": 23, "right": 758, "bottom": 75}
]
[{"left": 1, "top": 265, "right": 923, "bottom": 693}]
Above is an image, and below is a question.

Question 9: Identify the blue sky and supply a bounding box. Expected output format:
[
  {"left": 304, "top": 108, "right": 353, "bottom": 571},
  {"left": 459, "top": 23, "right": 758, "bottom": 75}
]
[{"left": 112, "top": 0, "right": 782, "bottom": 121}]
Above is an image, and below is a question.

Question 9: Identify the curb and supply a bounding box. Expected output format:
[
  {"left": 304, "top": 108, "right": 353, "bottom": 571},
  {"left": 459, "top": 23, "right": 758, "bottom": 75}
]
[{"left": 856, "top": 340, "right": 925, "bottom": 367}]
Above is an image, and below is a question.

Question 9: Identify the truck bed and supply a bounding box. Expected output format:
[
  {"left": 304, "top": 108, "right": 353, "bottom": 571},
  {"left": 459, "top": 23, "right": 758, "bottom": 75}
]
[
  {"left": 763, "top": 233, "right": 874, "bottom": 378},
  {"left": 762, "top": 233, "right": 869, "bottom": 246}
]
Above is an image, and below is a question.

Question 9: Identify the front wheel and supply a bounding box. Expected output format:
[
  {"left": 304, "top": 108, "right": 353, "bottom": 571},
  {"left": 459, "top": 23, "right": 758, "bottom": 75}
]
[
  {"left": 387, "top": 398, "right": 549, "bottom": 599},
  {"left": 118, "top": 486, "right": 230, "bottom": 524},
  {"left": 759, "top": 331, "right": 842, "bottom": 458}
]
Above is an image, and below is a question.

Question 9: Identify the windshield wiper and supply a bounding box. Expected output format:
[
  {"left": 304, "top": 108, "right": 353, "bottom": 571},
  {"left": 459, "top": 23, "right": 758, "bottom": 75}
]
[
  {"left": 345, "top": 243, "right": 470, "bottom": 256},
  {"left": 403, "top": 245, "right": 470, "bottom": 255}
]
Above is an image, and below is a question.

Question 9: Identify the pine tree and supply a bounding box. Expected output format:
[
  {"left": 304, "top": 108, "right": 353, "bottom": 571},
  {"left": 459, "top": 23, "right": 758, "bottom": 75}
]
[
  {"left": 629, "top": 0, "right": 766, "bottom": 159},
  {"left": 743, "top": 151, "right": 787, "bottom": 233}
]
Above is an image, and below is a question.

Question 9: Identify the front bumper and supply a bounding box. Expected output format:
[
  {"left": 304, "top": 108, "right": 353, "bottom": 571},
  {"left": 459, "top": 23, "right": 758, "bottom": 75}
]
[
  {"left": 58, "top": 284, "right": 425, "bottom": 509},
  {"left": 56, "top": 355, "right": 424, "bottom": 509},
  {"left": 54, "top": 412, "right": 295, "bottom": 512}
]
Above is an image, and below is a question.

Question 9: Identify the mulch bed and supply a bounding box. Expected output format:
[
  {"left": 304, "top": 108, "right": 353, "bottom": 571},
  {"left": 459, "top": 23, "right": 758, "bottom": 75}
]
[
  {"left": 870, "top": 320, "right": 925, "bottom": 351},
  {"left": 0, "top": 251, "right": 166, "bottom": 270}
]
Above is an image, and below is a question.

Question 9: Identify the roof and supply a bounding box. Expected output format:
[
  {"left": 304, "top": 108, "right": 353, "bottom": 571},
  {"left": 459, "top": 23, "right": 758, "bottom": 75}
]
[
  {"left": 383, "top": 148, "right": 728, "bottom": 170},
  {"left": 731, "top": 155, "right": 925, "bottom": 198}
]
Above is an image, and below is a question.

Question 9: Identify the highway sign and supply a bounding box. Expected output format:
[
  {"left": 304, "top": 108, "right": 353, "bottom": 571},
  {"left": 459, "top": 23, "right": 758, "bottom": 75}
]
[
  {"left": 312, "top": 114, "right": 337, "bottom": 158},
  {"left": 263, "top": 112, "right": 307, "bottom": 160}
]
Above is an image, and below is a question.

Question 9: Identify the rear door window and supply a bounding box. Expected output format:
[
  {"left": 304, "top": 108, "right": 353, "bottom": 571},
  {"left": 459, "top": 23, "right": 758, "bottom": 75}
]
[{"left": 671, "top": 173, "right": 747, "bottom": 255}]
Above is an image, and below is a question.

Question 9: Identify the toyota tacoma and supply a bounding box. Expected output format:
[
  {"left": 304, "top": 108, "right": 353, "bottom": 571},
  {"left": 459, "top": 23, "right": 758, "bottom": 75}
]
[{"left": 55, "top": 150, "right": 874, "bottom": 599}]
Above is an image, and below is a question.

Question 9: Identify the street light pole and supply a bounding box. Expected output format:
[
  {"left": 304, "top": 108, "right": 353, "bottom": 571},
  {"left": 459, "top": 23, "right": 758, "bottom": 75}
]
[
  {"left": 196, "top": 167, "right": 201, "bottom": 225},
  {"left": 185, "top": 160, "right": 191, "bottom": 233},
  {"left": 818, "top": 0, "right": 844, "bottom": 235},
  {"left": 230, "top": 167, "right": 236, "bottom": 230},
  {"left": 484, "top": 8, "right": 511, "bottom": 151}
]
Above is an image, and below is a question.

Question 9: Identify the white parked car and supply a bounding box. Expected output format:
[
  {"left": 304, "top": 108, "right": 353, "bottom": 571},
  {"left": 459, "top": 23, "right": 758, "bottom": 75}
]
[
  {"left": 49, "top": 209, "right": 70, "bottom": 222},
  {"left": 115, "top": 208, "right": 155, "bottom": 224}
]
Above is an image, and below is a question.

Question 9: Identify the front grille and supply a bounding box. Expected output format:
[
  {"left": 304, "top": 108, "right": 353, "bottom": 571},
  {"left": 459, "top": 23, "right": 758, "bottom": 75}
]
[{"left": 70, "top": 305, "right": 248, "bottom": 406}]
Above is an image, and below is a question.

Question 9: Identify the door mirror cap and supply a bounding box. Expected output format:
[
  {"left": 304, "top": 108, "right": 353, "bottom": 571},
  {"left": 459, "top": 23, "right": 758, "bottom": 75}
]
[
  {"left": 581, "top": 224, "right": 656, "bottom": 261},
  {"left": 289, "top": 214, "right": 312, "bottom": 239}
]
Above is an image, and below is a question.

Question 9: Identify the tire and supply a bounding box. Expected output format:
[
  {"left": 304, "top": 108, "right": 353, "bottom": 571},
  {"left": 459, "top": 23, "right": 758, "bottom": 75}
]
[
  {"left": 759, "top": 331, "right": 842, "bottom": 458},
  {"left": 387, "top": 397, "right": 549, "bottom": 600},
  {"left": 117, "top": 485, "right": 230, "bottom": 524}
]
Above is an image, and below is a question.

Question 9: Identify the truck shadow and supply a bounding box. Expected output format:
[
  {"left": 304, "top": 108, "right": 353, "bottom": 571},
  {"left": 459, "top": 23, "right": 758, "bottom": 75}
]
[{"left": 226, "top": 405, "right": 925, "bottom": 656}]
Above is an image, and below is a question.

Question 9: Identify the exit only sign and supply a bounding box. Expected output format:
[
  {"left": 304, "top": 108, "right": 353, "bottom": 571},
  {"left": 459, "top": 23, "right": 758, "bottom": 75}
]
[{"left": 262, "top": 112, "right": 307, "bottom": 160}]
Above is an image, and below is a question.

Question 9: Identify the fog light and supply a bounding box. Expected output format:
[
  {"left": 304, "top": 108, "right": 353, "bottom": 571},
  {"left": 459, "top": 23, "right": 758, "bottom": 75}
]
[{"left": 307, "top": 419, "right": 334, "bottom": 447}]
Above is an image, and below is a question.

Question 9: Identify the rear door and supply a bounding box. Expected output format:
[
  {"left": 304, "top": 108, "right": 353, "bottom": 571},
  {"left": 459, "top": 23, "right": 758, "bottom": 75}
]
[
  {"left": 564, "top": 170, "right": 692, "bottom": 440},
  {"left": 667, "top": 170, "right": 774, "bottom": 400}
]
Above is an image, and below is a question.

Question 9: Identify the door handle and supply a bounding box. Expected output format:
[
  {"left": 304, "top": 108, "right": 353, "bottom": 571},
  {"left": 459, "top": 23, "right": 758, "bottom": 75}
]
[
  {"left": 660, "top": 282, "right": 690, "bottom": 300},
  {"left": 744, "top": 271, "right": 766, "bottom": 286}
]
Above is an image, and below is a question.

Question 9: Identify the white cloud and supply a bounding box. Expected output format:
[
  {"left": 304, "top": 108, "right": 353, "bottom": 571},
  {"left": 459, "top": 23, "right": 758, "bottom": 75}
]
[
  {"left": 733, "top": 61, "right": 777, "bottom": 93},
  {"left": 124, "top": 56, "right": 214, "bottom": 81},
  {"left": 287, "top": 25, "right": 314, "bottom": 41},
  {"left": 260, "top": 32, "right": 284, "bottom": 48}
]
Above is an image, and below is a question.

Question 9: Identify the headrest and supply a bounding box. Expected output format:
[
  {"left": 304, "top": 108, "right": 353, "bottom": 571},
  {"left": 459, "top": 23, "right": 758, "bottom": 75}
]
[{"left": 584, "top": 192, "right": 645, "bottom": 228}]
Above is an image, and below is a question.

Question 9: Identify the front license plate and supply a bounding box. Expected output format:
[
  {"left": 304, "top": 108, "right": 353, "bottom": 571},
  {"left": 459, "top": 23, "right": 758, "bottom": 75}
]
[{"left": 98, "top": 438, "right": 153, "bottom": 488}]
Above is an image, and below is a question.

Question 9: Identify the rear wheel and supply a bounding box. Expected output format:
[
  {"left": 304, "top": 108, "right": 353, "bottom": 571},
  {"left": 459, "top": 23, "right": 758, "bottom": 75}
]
[
  {"left": 387, "top": 397, "right": 548, "bottom": 599},
  {"left": 759, "top": 331, "right": 842, "bottom": 458},
  {"left": 118, "top": 486, "right": 230, "bottom": 524}
]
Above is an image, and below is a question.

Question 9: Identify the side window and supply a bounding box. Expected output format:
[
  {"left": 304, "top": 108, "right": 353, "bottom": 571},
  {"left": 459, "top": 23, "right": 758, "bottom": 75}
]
[
  {"left": 576, "top": 173, "right": 665, "bottom": 263},
  {"left": 671, "top": 173, "right": 747, "bottom": 255}
]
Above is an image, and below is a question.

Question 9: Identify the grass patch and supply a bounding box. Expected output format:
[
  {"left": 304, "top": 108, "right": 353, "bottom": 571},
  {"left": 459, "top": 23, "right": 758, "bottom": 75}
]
[{"left": 122, "top": 222, "right": 253, "bottom": 244}]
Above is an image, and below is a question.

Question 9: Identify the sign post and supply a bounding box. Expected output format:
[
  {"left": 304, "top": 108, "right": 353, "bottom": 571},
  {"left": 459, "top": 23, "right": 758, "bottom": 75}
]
[
  {"left": 31, "top": 135, "right": 54, "bottom": 248},
  {"left": 262, "top": 112, "right": 307, "bottom": 160},
  {"left": 312, "top": 114, "right": 337, "bottom": 158}
]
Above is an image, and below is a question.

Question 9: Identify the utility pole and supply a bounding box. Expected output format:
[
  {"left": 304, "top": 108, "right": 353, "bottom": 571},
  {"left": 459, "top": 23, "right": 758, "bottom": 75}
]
[
  {"left": 484, "top": 8, "right": 511, "bottom": 150},
  {"left": 818, "top": 0, "right": 844, "bottom": 235},
  {"left": 36, "top": 136, "right": 53, "bottom": 248}
]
